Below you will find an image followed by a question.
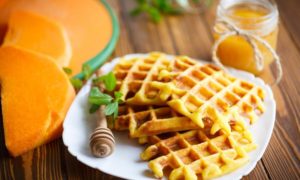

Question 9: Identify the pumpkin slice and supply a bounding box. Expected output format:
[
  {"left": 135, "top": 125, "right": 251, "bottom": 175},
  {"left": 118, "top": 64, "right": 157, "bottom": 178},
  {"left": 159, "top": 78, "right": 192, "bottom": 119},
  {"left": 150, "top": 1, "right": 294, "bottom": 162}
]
[
  {"left": 2, "top": 10, "right": 72, "bottom": 67},
  {"left": 0, "top": 46, "right": 75, "bottom": 156},
  {"left": 0, "top": 0, "right": 113, "bottom": 74}
]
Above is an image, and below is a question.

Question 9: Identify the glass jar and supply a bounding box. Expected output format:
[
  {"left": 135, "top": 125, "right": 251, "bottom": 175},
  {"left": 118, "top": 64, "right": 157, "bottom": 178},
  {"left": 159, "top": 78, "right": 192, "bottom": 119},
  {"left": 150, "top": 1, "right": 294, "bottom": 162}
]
[{"left": 213, "top": 0, "right": 279, "bottom": 75}]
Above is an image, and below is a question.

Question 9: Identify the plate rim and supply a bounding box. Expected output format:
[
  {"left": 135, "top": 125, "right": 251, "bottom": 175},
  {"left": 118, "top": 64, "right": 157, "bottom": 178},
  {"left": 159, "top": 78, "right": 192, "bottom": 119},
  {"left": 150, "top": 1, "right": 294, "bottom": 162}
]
[{"left": 63, "top": 53, "right": 276, "bottom": 180}]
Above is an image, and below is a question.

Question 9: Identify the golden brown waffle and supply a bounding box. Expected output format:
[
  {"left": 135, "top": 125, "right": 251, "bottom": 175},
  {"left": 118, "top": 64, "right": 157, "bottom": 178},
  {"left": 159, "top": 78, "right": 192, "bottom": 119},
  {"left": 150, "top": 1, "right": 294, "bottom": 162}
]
[
  {"left": 113, "top": 52, "right": 172, "bottom": 105},
  {"left": 114, "top": 53, "right": 201, "bottom": 105},
  {"left": 142, "top": 128, "right": 256, "bottom": 179},
  {"left": 158, "top": 55, "right": 197, "bottom": 81},
  {"left": 104, "top": 53, "right": 264, "bottom": 179},
  {"left": 109, "top": 104, "right": 204, "bottom": 138},
  {"left": 152, "top": 60, "right": 265, "bottom": 133},
  {"left": 136, "top": 109, "right": 248, "bottom": 145}
]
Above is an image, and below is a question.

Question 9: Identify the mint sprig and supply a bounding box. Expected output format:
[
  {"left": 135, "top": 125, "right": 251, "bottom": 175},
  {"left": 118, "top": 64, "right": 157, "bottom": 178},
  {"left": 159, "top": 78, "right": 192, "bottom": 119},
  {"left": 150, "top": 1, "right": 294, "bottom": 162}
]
[
  {"left": 114, "top": 91, "right": 123, "bottom": 102},
  {"left": 131, "top": 0, "right": 213, "bottom": 23},
  {"left": 89, "top": 104, "right": 100, "bottom": 113},
  {"left": 88, "top": 87, "right": 113, "bottom": 105},
  {"left": 131, "top": 0, "right": 180, "bottom": 23},
  {"left": 68, "top": 64, "right": 94, "bottom": 91},
  {"left": 70, "top": 77, "right": 83, "bottom": 90},
  {"left": 93, "top": 72, "right": 116, "bottom": 91},
  {"left": 82, "top": 64, "right": 93, "bottom": 80},
  {"left": 62, "top": 66, "right": 83, "bottom": 91},
  {"left": 104, "top": 101, "right": 118, "bottom": 117},
  {"left": 88, "top": 72, "right": 122, "bottom": 118},
  {"left": 63, "top": 67, "right": 73, "bottom": 75}
]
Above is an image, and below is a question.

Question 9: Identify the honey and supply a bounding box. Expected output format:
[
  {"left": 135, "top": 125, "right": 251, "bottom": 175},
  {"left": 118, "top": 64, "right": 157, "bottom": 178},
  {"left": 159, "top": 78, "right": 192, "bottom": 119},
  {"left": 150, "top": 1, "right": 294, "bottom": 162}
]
[{"left": 214, "top": 0, "right": 279, "bottom": 75}]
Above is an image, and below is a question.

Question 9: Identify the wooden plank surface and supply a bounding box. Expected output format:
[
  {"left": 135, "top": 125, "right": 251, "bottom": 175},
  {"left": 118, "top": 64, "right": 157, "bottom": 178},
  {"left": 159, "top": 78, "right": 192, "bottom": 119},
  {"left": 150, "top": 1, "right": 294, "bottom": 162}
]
[{"left": 0, "top": 0, "right": 299, "bottom": 179}]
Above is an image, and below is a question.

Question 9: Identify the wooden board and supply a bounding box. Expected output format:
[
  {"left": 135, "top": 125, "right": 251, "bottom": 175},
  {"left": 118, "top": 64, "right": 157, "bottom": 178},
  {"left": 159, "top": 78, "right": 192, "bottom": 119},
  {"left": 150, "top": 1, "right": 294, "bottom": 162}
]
[{"left": 0, "top": 0, "right": 299, "bottom": 179}]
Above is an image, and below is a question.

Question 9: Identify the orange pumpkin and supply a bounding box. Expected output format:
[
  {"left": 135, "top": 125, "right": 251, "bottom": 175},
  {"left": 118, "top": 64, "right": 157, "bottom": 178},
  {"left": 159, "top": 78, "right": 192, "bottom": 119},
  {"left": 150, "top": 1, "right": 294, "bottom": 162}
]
[
  {"left": 0, "top": 46, "right": 75, "bottom": 156},
  {"left": 3, "top": 10, "right": 72, "bottom": 67},
  {"left": 0, "top": 0, "right": 113, "bottom": 74}
]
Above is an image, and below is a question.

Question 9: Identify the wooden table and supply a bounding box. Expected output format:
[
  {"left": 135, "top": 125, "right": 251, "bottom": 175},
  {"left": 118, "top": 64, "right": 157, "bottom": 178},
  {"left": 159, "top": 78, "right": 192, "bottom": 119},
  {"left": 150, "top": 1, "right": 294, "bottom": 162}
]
[{"left": 1, "top": 0, "right": 299, "bottom": 179}]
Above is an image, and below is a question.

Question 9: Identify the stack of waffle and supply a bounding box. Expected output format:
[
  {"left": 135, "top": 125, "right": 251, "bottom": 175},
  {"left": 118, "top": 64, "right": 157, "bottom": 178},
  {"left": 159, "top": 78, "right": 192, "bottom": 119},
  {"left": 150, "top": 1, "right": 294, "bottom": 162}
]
[{"left": 106, "top": 52, "right": 265, "bottom": 179}]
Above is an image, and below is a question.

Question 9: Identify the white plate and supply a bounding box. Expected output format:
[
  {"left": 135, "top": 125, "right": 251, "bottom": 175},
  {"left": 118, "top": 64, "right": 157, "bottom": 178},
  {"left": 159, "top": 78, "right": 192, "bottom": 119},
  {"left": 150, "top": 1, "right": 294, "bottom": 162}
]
[{"left": 62, "top": 54, "right": 276, "bottom": 180}]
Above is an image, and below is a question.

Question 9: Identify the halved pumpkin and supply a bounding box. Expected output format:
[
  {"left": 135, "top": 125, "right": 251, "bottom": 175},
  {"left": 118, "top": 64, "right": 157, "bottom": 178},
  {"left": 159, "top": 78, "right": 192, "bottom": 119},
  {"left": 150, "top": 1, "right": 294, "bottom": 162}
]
[
  {"left": 2, "top": 10, "right": 72, "bottom": 67},
  {"left": 0, "top": 0, "right": 113, "bottom": 74},
  {"left": 0, "top": 46, "right": 75, "bottom": 156}
]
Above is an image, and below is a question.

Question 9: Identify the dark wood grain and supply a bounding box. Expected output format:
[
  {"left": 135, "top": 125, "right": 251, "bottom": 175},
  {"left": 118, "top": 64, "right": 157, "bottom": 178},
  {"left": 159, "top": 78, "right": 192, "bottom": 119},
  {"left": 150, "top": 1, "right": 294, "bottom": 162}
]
[
  {"left": 276, "top": 0, "right": 300, "bottom": 51},
  {"left": 0, "top": 0, "right": 299, "bottom": 179}
]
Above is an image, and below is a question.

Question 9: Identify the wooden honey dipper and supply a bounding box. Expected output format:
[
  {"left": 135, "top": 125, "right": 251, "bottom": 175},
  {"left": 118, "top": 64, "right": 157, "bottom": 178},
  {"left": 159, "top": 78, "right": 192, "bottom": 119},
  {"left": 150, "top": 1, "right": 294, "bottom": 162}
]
[
  {"left": 89, "top": 70, "right": 115, "bottom": 158},
  {"left": 89, "top": 105, "right": 115, "bottom": 158}
]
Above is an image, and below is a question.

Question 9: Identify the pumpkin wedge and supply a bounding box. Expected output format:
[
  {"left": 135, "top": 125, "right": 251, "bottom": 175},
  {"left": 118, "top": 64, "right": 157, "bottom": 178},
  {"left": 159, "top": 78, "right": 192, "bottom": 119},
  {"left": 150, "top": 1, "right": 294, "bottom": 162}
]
[
  {"left": 2, "top": 10, "right": 72, "bottom": 67},
  {"left": 0, "top": 0, "right": 113, "bottom": 74},
  {"left": 0, "top": 46, "right": 75, "bottom": 156}
]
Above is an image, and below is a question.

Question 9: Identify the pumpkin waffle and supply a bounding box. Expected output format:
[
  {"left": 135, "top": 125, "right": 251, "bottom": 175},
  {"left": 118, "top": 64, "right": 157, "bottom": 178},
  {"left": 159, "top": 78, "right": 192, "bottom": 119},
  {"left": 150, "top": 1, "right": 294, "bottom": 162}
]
[
  {"left": 137, "top": 112, "right": 247, "bottom": 144},
  {"left": 142, "top": 127, "right": 256, "bottom": 179},
  {"left": 158, "top": 55, "right": 198, "bottom": 81},
  {"left": 113, "top": 53, "right": 204, "bottom": 104},
  {"left": 108, "top": 104, "right": 203, "bottom": 138},
  {"left": 152, "top": 61, "right": 265, "bottom": 132},
  {"left": 113, "top": 52, "right": 172, "bottom": 105}
]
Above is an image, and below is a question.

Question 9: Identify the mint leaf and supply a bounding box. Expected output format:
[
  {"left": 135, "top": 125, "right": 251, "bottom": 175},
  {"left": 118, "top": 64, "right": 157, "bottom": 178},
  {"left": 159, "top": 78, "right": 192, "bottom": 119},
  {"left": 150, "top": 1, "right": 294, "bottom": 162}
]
[
  {"left": 104, "top": 101, "right": 118, "bottom": 116},
  {"left": 82, "top": 64, "right": 93, "bottom": 80},
  {"left": 63, "top": 67, "right": 72, "bottom": 75},
  {"left": 89, "top": 104, "right": 100, "bottom": 113},
  {"left": 89, "top": 93, "right": 112, "bottom": 105},
  {"left": 89, "top": 87, "right": 102, "bottom": 97},
  {"left": 70, "top": 77, "right": 83, "bottom": 90},
  {"left": 93, "top": 72, "right": 116, "bottom": 92},
  {"left": 92, "top": 76, "right": 102, "bottom": 84},
  {"left": 103, "top": 72, "right": 117, "bottom": 91},
  {"left": 114, "top": 91, "right": 123, "bottom": 101},
  {"left": 147, "top": 7, "right": 161, "bottom": 22},
  {"left": 88, "top": 87, "right": 113, "bottom": 105},
  {"left": 113, "top": 106, "right": 118, "bottom": 118}
]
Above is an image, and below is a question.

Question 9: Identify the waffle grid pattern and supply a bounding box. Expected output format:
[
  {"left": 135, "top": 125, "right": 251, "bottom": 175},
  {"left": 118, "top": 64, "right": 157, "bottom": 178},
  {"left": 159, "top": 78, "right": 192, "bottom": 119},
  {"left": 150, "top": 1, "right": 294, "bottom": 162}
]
[
  {"left": 114, "top": 53, "right": 171, "bottom": 105},
  {"left": 152, "top": 62, "right": 265, "bottom": 133},
  {"left": 110, "top": 105, "right": 201, "bottom": 138},
  {"left": 107, "top": 53, "right": 266, "bottom": 179},
  {"left": 145, "top": 130, "right": 256, "bottom": 179}
]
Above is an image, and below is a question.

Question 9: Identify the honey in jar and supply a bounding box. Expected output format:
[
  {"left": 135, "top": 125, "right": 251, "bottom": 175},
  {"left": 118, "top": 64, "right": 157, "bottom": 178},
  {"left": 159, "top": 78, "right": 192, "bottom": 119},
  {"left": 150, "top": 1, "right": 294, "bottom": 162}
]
[{"left": 214, "top": 0, "right": 279, "bottom": 75}]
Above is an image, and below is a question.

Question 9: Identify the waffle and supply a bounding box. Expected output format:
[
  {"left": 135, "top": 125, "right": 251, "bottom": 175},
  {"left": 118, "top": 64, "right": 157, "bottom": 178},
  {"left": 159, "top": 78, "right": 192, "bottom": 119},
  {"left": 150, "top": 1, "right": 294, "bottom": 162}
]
[
  {"left": 109, "top": 104, "right": 203, "bottom": 138},
  {"left": 113, "top": 52, "right": 172, "bottom": 105},
  {"left": 158, "top": 55, "right": 197, "bottom": 81},
  {"left": 152, "top": 61, "right": 265, "bottom": 131},
  {"left": 103, "top": 53, "right": 264, "bottom": 179},
  {"left": 113, "top": 53, "right": 201, "bottom": 105},
  {"left": 142, "top": 128, "right": 256, "bottom": 179}
]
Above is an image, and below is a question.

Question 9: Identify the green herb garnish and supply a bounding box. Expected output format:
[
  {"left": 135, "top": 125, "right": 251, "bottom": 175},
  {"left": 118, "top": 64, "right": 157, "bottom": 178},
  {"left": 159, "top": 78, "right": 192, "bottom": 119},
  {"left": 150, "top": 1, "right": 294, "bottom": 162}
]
[
  {"left": 63, "top": 67, "right": 73, "bottom": 75},
  {"left": 131, "top": 0, "right": 181, "bottom": 23},
  {"left": 131, "top": 0, "right": 213, "bottom": 22},
  {"left": 88, "top": 72, "right": 122, "bottom": 119},
  {"left": 104, "top": 101, "right": 118, "bottom": 117},
  {"left": 89, "top": 104, "right": 100, "bottom": 114},
  {"left": 88, "top": 87, "right": 113, "bottom": 105},
  {"left": 93, "top": 72, "right": 116, "bottom": 91},
  {"left": 68, "top": 64, "right": 93, "bottom": 91},
  {"left": 70, "top": 77, "right": 83, "bottom": 90},
  {"left": 114, "top": 91, "right": 123, "bottom": 102},
  {"left": 82, "top": 64, "right": 93, "bottom": 80}
]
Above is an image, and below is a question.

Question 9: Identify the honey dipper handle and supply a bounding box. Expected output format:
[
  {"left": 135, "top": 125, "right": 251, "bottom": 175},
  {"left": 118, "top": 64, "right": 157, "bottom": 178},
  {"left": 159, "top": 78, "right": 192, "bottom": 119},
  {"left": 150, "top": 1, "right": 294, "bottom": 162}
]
[
  {"left": 89, "top": 72, "right": 115, "bottom": 158},
  {"left": 97, "top": 105, "right": 107, "bottom": 127}
]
